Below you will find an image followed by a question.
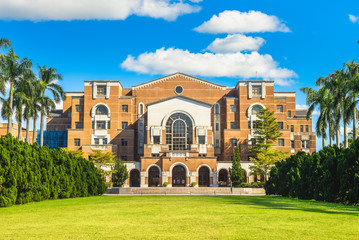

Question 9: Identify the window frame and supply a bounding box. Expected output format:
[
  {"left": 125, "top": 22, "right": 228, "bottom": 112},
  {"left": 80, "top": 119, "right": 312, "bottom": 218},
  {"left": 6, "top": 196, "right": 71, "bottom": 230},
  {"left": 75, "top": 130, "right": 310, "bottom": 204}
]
[{"left": 122, "top": 105, "right": 128, "bottom": 112}]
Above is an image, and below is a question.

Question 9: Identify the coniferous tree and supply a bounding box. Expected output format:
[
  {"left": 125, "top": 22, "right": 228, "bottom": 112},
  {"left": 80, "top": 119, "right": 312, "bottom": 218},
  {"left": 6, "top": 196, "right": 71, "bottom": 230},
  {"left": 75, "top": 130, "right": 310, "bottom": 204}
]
[
  {"left": 229, "top": 145, "right": 244, "bottom": 187},
  {"left": 112, "top": 158, "right": 128, "bottom": 187}
]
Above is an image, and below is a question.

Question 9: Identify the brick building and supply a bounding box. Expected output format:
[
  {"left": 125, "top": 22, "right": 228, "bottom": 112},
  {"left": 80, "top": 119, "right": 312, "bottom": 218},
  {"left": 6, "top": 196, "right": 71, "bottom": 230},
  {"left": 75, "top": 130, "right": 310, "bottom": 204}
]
[{"left": 47, "top": 73, "right": 316, "bottom": 187}]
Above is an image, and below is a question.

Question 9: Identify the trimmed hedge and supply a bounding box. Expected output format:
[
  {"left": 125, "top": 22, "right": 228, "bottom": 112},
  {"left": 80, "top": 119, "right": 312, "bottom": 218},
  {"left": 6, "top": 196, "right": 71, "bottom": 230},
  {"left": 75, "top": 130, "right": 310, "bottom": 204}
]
[
  {"left": 0, "top": 135, "right": 106, "bottom": 207},
  {"left": 265, "top": 138, "right": 359, "bottom": 205}
]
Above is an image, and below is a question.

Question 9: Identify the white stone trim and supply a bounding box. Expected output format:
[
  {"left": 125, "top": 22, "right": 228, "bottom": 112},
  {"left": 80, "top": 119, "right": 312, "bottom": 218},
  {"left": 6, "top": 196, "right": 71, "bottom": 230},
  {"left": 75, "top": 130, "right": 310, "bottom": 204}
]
[
  {"left": 145, "top": 164, "right": 162, "bottom": 177},
  {"left": 274, "top": 92, "right": 296, "bottom": 97},
  {"left": 247, "top": 103, "right": 266, "bottom": 118},
  {"left": 91, "top": 103, "right": 111, "bottom": 118}
]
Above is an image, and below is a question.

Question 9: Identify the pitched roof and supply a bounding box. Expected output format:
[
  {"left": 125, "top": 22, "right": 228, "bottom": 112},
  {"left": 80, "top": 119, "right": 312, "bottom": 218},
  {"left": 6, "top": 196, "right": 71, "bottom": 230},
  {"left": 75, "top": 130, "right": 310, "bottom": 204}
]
[{"left": 132, "top": 72, "right": 227, "bottom": 90}]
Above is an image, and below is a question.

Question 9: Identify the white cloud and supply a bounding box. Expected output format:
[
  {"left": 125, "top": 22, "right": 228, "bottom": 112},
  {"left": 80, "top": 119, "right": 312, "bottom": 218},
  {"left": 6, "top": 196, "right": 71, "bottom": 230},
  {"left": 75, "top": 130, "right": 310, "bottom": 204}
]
[
  {"left": 121, "top": 47, "right": 297, "bottom": 86},
  {"left": 194, "top": 10, "right": 290, "bottom": 34},
  {"left": 296, "top": 104, "right": 319, "bottom": 115},
  {"left": 340, "top": 126, "right": 352, "bottom": 135},
  {"left": 0, "top": 0, "right": 201, "bottom": 21},
  {"left": 55, "top": 100, "right": 63, "bottom": 110},
  {"left": 206, "top": 34, "right": 265, "bottom": 53},
  {"left": 349, "top": 14, "right": 359, "bottom": 23}
]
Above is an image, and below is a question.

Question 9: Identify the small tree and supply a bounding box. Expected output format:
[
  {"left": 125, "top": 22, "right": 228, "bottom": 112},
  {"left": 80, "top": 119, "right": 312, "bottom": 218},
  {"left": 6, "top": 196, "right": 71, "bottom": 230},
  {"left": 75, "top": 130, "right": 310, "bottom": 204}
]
[
  {"left": 60, "top": 148, "right": 85, "bottom": 159},
  {"left": 229, "top": 145, "right": 244, "bottom": 187},
  {"left": 89, "top": 150, "right": 116, "bottom": 181},
  {"left": 249, "top": 108, "right": 287, "bottom": 180},
  {"left": 112, "top": 158, "right": 128, "bottom": 187}
]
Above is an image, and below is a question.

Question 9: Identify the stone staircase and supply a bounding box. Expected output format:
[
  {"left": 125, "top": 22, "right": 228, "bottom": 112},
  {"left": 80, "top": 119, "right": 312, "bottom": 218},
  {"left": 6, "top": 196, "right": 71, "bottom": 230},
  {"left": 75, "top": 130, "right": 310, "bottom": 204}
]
[{"left": 105, "top": 187, "right": 265, "bottom": 195}]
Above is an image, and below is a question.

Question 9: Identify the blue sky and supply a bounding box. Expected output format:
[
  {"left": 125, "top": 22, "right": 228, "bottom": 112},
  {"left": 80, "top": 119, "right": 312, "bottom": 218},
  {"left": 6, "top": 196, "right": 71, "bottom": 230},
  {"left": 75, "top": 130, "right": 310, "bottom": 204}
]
[{"left": 1, "top": 0, "right": 359, "bottom": 149}]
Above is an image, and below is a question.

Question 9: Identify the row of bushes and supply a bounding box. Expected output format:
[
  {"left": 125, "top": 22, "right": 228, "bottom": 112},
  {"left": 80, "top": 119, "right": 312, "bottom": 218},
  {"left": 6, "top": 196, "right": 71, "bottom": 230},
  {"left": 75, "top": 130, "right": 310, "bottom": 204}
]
[
  {"left": 265, "top": 138, "right": 359, "bottom": 204},
  {"left": 0, "top": 135, "right": 106, "bottom": 207}
]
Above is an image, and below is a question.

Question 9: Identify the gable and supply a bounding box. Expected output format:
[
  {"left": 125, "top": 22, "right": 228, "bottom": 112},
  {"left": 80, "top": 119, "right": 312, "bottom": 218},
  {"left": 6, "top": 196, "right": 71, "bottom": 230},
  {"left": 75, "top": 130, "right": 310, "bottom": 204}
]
[{"left": 132, "top": 72, "right": 227, "bottom": 90}]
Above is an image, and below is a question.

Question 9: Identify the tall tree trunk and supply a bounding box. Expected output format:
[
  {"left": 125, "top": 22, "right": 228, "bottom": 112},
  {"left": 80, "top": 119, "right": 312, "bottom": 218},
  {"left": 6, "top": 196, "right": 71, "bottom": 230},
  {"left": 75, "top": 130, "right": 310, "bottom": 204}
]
[
  {"left": 17, "top": 118, "right": 22, "bottom": 140},
  {"left": 344, "top": 123, "right": 348, "bottom": 148},
  {"left": 336, "top": 129, "right": 340, "bottom": 148},
  {"left": 322, "top": 137, "right": 326, "bottom": 148},
  {"left": 329, "top": 122, "right": 333, "bottom": 146},
  {"left": 40, "top": 111, "right": 44, "bottom": 146},
  {"left": 354, "top": 106, "right": 357, "bottom": 140},
  {"left": 33, "top": 114, "right": 37, "bottom": 144},
  {"left": 26, "top": 117, "right": 30, "bottom": 143},
  {"left": 7, "top": 82, "right": 14, "bottom": 134}
]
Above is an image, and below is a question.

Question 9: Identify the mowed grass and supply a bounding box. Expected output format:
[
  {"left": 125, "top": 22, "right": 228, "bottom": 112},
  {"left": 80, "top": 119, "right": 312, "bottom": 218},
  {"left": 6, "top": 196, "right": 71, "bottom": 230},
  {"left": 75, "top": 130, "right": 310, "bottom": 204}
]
[{"left": 0, "top": 195, "right": 358, "bottom": 240}]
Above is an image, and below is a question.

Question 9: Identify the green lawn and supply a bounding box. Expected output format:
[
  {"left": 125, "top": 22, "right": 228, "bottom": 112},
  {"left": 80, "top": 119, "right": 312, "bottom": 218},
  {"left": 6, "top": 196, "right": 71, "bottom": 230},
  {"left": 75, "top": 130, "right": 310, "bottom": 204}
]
[{"left": 0, "top": 195, "right": 358, "bottom": 240}]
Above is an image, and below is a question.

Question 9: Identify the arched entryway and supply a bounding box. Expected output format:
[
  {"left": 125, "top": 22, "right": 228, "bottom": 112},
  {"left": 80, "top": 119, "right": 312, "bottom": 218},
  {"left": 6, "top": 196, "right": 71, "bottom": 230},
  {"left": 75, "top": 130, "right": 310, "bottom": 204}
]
[
  {"left": 130, "top": 169, "right": 140, "bottom": 187},
  {"left": 218, "top": 169, "right": 229, "bottom": 186},
  {"left": 198, "top": 166, "right": 210, "bottom": 187},
  {"left": 172, "top": 165, "right": 186, "bottom": 187},
  {"left": 148, "top": 166, "right": 160, "bottom": 187}
]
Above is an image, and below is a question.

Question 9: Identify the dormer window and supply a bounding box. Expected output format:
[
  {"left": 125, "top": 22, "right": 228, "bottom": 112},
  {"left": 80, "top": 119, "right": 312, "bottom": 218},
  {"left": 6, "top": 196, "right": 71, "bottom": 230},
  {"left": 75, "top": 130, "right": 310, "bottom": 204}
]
[{"left": 97, "top": 86, "right": 106, "bottom": 96}]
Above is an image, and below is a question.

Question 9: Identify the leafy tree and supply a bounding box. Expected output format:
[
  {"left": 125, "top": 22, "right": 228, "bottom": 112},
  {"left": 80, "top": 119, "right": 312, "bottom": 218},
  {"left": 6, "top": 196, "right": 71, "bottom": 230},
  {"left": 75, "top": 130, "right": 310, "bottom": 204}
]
[
  {"left": 112, "top": 158, "right": 128, "bottom": 187},
  {"left": 89, "top": 150, "right": 116, "bottom": 181},
  {"left": 60, "top": 148, "right": 85, "bottom": 158},
  {"left": 229, "top": 145, "right": 244, "bottom": 187}
]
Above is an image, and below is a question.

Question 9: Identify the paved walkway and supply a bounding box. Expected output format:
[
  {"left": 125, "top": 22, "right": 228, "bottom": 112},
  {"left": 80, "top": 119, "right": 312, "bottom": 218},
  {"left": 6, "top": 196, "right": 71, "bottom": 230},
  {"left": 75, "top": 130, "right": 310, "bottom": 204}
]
[{"left": 105, "top": 187, "right": 265, "bottom": 196}]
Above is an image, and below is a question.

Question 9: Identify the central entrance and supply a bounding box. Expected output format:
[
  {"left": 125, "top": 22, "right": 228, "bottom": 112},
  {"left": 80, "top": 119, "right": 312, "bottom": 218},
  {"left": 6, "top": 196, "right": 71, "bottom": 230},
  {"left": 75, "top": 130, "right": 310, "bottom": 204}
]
[
  {"left": 198, "top": 166, "right": 210, "bottom": 187},
  {"left": 148, "top": 166, "right": 160, "bottom": 187},
  {"left": 172, "top": 165, "right": 186, "bottom": 187}
]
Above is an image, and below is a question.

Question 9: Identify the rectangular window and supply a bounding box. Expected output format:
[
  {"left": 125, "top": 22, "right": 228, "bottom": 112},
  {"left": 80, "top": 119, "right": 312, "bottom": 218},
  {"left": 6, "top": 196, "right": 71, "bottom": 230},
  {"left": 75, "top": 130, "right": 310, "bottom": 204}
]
[
  {"left": 288, "top": 110, "right": 292, "bottom": 118},
  {"left": 230, "top": 122, "right": 237, "bottom": 129},
  {"left": 231, "top": 138, "right": 237, "bottom": 147},
  {"left": 291, "top": 140, "right": 295, "bottom": 148},
  {"left": 75, "top": 122, "right": 81, "bottom": 129},
  {"left": 96, "top": 121, "right": 106, "bottom": 130},
  {"left": 122, "top": 105, "right": 128, "bottom": 112},
  {"left": 97, "top": 86, "right": 106, "bottom": 96},
  {"left": 230, "top": 105, "right": 236, "bottom": 112},
  {"left": 278, "top": 122, "right": 284, "bottom": 130},
  {"left": 291, "top": 125, "right": 294, "bottom": 132},
  {"left": 122, "top": 122, "right": 128, "bottom": 129},
  {"left": 103, "top": 138, "right": 108, "bottom": 145},
  {"left": 300, "top": 125, "right": 304, "bottom": 132},
  {"left": 94, "top": 138, "right": 100, "bottom": 145},
  {"left": 198, "top": 136, "right": 206, "bottom": 144},
  {"left": 65, "top": 125, "right": 68, "bottom": 131},
  {"left": 121, "top": 139, "right": 128, "bottom": 146},
  {"left": 199, "top": 154, "right": 207, "bottom": 157},
  {"left": 306, "top": 125, "right": 309, "bottom": 132},
  {"left": 153, "top": 136, "right": 160, "bottom": 144},
  {"left": 152, "top": 154, "right": 159, "bottom": 157},
  {"left": 107, "top": 121, "right": 111, "bottom": 129},
  {"left": 278, "top": 139, "right": 284, "bottom": 146},
  {"left": 252, "top": 86, "right": 262, "bottom": 96},
  {"left": 215, "top": 123, "right": 219, "bottom": 131},
  {"left": 55, "top": 126, "right": 59, "bottom": 131},
  {"left": 68, "top": 111, "right": 71, "bottom": 118},
  {"left": 277, "top": 105, "right": 283, "bottom": 112},
  {"left": 75, "top": 105, "right": 81, "bottom": 112},
  {"left": 74, "top": 138, "right": 80, "bottom": 146},
  {"left": 121, "top": 156, "right": 127, "bottom": 161},
  {"left": 215, "top": 139, "right": 220, "bottom": 147}
]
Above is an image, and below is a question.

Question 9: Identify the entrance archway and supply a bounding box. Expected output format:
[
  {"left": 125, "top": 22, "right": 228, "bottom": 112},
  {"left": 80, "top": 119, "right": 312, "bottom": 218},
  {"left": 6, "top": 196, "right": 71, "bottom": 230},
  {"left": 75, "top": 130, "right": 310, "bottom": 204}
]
[
  {"left": 130, "top": 169, "right": 140, "bottom": 187},
  {"left": 148, "top": 166, "right": 160, "bottom": 187},
  {"left": 198, "top": 166, "right": 210, "bottom": 187},
  {"left": 218, "top": 169, "right": 229, "bottom": 186},
  {"left": 172, "top": 165, "right": 186, "bottom": 187}
]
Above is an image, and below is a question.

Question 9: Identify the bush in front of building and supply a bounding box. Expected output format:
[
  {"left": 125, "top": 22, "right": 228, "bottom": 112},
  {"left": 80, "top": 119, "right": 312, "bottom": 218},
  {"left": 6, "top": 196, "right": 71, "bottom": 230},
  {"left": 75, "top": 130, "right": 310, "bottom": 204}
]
[
  {"left": 265, "top": 139, "right": 359, "bottom": 205},
  {"left": 240, "top": 182, "right": 265, "bottom": 188},
  {"left": 190, "top": 182, "right": 196, "bottom": 187},
  {"left": 0, "top": 135, "right": 106, "bottom": 207},
  {"left": 112, "top": 158, "right": 128, "bottom": 187},
  {"left": 229, "top": 146, "right": 244, "bottom": 187},
  {"left": 163, "top": 182, "right": 169, "bottom": 187}
]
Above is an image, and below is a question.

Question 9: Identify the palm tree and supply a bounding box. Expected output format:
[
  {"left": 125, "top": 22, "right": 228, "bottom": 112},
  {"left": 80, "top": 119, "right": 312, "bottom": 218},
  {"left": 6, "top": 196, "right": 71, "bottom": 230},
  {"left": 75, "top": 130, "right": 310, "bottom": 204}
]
[
  {"left": 38, "top": 65, "right": 65, "bottom": 146},
  {"left": 0, "top": 38, "right": 11, "bottom": 50},
  {"left": 0, "top": 48, "right": 32, "bottom": 134}
]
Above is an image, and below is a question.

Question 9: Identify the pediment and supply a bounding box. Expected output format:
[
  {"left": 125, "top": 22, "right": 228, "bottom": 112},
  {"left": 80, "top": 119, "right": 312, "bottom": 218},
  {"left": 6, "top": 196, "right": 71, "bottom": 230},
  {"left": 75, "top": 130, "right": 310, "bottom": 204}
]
[
  {"left": 147, "top": 95, "right": 212, "bottom": 108},
  {"left": 132, "top": 72, "right": 226, "bottom": 90}
]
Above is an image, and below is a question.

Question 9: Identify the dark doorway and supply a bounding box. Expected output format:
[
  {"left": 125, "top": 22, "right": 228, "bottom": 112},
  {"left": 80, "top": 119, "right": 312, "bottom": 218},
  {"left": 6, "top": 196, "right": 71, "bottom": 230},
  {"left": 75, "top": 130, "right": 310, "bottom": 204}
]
[
  {"left": 243, "top": 169, "right": 248, "bottom": 183},
  {"left": 148, "top": 166, "right": 160, "bottom": 187},
  {"left": 198, "top": 166, "right": 210, "bottom": 187},
  {"left": 218, "top": 169, "right": 229, "bottom": 186},
  {"left": 172, "top": 165, "right": 186, "bottom": 187},
  {"left": 130, "top": 169, "right": 140, "bottom": 187}
]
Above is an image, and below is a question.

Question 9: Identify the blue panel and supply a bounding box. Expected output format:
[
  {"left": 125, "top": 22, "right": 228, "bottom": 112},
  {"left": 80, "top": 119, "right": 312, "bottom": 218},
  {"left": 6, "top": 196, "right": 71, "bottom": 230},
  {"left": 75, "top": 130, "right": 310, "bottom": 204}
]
[{"left": 37, "top": 131, "right": 68, "bottom": 149}]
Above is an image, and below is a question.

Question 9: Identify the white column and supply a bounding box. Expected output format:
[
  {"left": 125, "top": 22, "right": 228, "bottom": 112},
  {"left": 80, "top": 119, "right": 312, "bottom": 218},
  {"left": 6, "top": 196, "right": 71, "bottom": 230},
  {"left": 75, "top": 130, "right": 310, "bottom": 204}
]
[{"left": 140, "top": 172, "right": 147, "bottom": 187}]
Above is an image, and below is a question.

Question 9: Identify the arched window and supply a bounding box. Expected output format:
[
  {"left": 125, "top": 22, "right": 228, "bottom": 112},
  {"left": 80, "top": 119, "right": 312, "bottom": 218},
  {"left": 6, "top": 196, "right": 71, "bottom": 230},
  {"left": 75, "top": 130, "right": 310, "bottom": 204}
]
[
  {"left": 251, "top": 105, "right": 263, "bottom": 116},
  {"left": 96, "top": 105, "right": 108, "bottom": 115},
  {"left": 165, "top": 113, "right": 193, "bottom": 151},
  {"left": 138, "top": 103, "right": 144, "bottom": 115},
  {"left": 214, "top": 103, "right": 220, "bottom": 114}
]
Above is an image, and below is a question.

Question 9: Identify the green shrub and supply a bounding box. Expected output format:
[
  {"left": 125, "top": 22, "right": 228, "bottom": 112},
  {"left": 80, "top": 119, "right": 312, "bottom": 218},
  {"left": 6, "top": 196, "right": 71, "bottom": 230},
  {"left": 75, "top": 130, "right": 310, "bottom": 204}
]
[
  {"left": 240, "top": 182, "right": 265, "bottom": 188},
  {"left": 190, "top": 182, "right": 197, "bottom": 187},
  {"left": 163, "top": 182, "right": 168, "bottom": 187},
  {"left": 0, "top": 134, "right": 106, "bottom": 207}
]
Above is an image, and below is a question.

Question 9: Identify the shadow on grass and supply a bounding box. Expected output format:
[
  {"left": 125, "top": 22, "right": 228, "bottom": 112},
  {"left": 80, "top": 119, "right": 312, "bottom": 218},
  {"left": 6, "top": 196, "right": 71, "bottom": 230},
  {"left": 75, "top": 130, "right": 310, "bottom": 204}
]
[{"left": 214, "top": 196, "right": 359, "bottom": 216}]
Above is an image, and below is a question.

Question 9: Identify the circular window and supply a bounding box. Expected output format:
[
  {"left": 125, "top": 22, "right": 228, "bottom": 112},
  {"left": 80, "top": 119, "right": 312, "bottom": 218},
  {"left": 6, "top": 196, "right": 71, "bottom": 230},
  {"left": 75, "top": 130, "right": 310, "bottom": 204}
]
[{"left": 175, "top": 85, "right": 183, "bottom": 95}]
